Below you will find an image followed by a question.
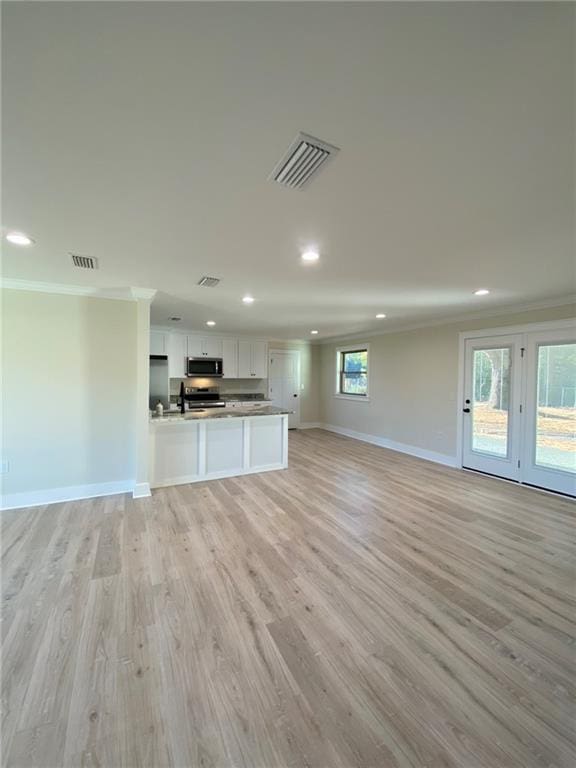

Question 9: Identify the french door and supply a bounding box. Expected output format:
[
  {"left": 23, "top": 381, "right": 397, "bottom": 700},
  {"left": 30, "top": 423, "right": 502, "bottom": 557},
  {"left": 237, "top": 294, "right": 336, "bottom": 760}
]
[
  {"left": 521, "top": 328, "right": 575, "bottom": 495},
  {"left": 462, "top": 325, "right": 575, "bottom": 496},
  {"left": 463, "top": 335, "right": 523, "bottom": 481}
]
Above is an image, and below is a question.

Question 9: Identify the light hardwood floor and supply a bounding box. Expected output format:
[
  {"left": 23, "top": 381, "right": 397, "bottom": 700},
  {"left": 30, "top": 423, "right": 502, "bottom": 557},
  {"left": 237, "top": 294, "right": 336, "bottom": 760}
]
[{"left": 2, "top": 429, "right": 575, "bottom": 767}]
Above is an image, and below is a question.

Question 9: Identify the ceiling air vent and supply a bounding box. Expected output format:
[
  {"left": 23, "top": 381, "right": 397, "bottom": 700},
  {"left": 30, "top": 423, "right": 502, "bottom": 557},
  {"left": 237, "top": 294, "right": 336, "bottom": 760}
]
[
  {"left": 197, "top": 276, "right": 221, "bottom": 287},
  {"left": 270, "top": 132, "right": 340, "bottom": 190},
  {"left": 71, "top": 254, "right": 98, "bottom": 270}
]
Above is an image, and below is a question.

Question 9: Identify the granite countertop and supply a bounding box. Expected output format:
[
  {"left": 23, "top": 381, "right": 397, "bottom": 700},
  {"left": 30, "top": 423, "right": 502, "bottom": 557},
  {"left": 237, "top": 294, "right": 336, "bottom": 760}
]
[{"left": 150, "top": 406, "right": 292, "bottom": 423}]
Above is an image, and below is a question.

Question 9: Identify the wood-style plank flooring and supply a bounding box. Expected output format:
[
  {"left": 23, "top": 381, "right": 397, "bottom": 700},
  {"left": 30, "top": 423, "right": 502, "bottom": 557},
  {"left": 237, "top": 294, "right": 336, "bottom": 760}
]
[{"left": 2, "top": 429, "right": 575, "bottom": 767}]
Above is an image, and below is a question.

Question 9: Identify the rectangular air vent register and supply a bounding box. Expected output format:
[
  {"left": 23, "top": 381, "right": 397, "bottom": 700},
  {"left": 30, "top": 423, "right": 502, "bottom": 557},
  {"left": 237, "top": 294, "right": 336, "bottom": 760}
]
[
  {"left": 270, "top": 132, "right": 340, "bottom": 190},
  {"left": 71, "top": 254, "right": 98, "bottom": 269}
]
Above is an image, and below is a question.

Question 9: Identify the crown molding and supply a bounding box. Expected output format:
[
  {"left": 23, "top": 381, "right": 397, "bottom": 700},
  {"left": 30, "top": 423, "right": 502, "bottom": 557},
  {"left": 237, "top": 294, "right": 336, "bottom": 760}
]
[
  {"left": 314, "top": 295, "right": 576, "bottom": 345},
  {"left": 1, "top": 278, "right": 156, "bottom": 302},
  {"left": 130, "top": 287, "right": 157, "bottom": 301}
]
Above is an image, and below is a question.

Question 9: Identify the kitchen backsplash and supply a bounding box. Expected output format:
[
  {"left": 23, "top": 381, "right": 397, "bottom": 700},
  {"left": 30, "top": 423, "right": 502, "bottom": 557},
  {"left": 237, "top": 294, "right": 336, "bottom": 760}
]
[{"left": 169, "top": 377, "right": 267, "bottom": 396}]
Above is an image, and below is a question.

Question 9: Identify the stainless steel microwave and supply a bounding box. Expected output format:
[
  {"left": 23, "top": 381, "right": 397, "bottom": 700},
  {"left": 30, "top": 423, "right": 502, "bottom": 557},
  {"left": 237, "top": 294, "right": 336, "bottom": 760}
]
[{"left": 186, "top": 357, "right": 223, "bottom": 377}]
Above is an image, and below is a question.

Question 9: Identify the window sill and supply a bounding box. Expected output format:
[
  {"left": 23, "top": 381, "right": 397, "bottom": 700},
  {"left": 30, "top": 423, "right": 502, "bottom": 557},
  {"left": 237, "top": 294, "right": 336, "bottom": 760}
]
[{"left": 334, "top": 394, "right": 370, "bottom": 402}]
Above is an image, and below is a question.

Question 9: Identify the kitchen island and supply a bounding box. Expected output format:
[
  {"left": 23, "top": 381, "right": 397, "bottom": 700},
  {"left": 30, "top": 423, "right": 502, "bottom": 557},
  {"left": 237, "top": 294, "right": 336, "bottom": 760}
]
[{"left": 149, "top": 406, "right": 291, "bottom": 488}]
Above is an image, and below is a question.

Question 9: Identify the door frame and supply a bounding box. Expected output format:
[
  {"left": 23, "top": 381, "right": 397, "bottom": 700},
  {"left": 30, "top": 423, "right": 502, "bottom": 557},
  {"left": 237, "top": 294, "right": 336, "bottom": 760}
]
[
  {"left": 457, "top": 318, "right": 575, "bottom": 484},
  {"left": 462, "top": 334, "right": 523, "bottom": 480},
  {"left": 268, "top": 348, "right": 301, "bottom": 428}
]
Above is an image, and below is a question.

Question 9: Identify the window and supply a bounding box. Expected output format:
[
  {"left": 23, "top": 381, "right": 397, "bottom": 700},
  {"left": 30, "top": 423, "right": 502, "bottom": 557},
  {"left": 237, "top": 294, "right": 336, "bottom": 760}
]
[{"left": 337, "top": 346, "right": 369, "bottom": 398}]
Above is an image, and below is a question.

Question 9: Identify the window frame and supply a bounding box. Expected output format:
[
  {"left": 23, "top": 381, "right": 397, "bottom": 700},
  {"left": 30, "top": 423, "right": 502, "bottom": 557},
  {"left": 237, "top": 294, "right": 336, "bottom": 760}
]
[{"left": 335, "top": 344, "right": 370, "bottom": 401}]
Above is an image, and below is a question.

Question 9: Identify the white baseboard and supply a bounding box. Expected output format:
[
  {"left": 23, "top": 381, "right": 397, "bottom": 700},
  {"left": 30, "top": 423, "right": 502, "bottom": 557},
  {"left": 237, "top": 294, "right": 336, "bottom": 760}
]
[
  {"left": 298, "top": 422, "right": 323, "bottom": 429},
  {"left": 1, "top": 480, "right": 135, "bottom": 511},
  {"left": 319, "top": 423, "right": 458, "bottom": 468},
  {"left": 132, "top": 483, "right": 151, "bottom": 499}
]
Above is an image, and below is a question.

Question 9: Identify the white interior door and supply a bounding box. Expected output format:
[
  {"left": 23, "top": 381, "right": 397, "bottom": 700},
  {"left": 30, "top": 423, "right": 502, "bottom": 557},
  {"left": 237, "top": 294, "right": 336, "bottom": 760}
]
[
  {"left": 268, "top": 350, "right": 300, "bottom": 428},
  {"left": 522, "top": 328, "right": 576, "bottom": 495},
  {"left": 462, "top": 335, "right": 523, "bottom": 480}
]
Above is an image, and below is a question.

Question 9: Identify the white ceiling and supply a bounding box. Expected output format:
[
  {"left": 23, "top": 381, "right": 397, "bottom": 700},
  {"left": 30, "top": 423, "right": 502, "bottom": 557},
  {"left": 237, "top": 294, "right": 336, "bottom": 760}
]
[{"left": 2, "top": 2, "right": 574, "bottom": 340}]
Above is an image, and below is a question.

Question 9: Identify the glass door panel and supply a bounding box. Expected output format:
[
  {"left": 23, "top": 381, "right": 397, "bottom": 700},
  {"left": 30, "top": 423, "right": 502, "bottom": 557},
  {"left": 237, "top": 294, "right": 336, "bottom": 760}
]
[
  {"left": 471, "top": 348, "right": 511, "bottom": 458},
  {"left": 535, "top": 343, "right": 576, "bottom": 473},
  {"left": 462, "top": 335, "right": 522, "bottom": 481},
  {"left": 523, "top": 330, "right": 576, "bottom": 495}
]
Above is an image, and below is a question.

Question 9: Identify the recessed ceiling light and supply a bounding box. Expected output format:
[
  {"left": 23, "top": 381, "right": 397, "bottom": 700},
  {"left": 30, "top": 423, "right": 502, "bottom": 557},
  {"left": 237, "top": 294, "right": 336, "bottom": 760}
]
[
  {"left": 206, "top": 320, "right": 216, "bottom": 326},
  {"left": 301, "top": 249, "right": 319, "bottom": 262},
  {"left": 169, "top": 316, "right": 181, "bottom": 322},
  {"left": 242, "top": 295, "right": 255, "bottom": 304},
  {"left": 376, "top": 313, "right": 386, "bottom": 319},
  {"left": 6, "top": 231, "right": 34, "bottom": 246},
  {"left": 310, "top": 330, "right": 319, "bottom": 335},
  {"left": 474, "top": 289, "right": 490, "bottom": 296}
]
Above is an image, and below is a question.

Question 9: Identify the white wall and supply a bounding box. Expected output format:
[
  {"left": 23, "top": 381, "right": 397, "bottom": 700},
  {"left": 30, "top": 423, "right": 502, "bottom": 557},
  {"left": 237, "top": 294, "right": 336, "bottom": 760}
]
[
  {"left": 1, "top": 289, "right": 138, "bottom": 507},
  {"left": 317, "top": 304, "right": 576, "bottom": 462}
]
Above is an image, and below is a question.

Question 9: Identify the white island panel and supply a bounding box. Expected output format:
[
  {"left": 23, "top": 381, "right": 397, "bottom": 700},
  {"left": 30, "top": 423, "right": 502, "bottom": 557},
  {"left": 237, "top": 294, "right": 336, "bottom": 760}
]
[
  {"left": 206, "top": 420, "right": 244, "bottom": 475},
  {"left": 249, "top": 417, "right": 285, "bottom": 469},
  {"left": 150, "top": 421, "right": 200, "bottom": 487},
  {"left": 149, "top": 412, "right": 289, "bottom": 489}
]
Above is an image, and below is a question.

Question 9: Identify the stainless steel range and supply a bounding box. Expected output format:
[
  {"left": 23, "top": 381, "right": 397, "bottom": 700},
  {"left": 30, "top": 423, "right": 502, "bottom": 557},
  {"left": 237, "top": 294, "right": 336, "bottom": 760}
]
[{"left": 182, "top": 386, "right": 225, "bottom": 410}]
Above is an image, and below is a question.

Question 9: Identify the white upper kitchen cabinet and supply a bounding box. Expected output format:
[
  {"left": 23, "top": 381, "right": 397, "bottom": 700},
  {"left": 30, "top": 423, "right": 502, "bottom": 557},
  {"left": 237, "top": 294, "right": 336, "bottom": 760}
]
[
  {"left": 237, "top": 340, "right": 252, "bottom": 378},
  {"left": 150, "top": 331, "right": 167, "bottom": 355},
  {"left": 187, "top": 335, "right": 223, "bottom": 358},
  {"left": 238, "top": 340, "right": 268, "bottom": 378},
  {"left": 151, "top": 330, "right": 265, "bottom": 380},
  {"left": 167, "top": 333, "right": 187, "bottom": 378},
  {"left": 204, "top": 337, "right": 223, "bottom": 358},
  {"left": 186, "top": 335, "right": 204, "bottom": 357},
  {"left": 251, "top": 341, "right": 268, "bottom": 378},
  {"left": 222, "top": 338, "right": 238, "bottom": 378}
]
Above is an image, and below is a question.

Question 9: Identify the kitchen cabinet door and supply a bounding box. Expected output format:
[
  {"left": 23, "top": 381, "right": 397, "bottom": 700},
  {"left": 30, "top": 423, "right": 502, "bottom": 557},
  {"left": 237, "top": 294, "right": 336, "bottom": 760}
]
[
  {"left": 251, "top": 341, "right": 268, "bottom": 378},
  {"left": 167, "top": 333, "right": 187, "bottom": 379},
  {"left": 150, "top": 331, "right": 166, "bottom": 355},
  {"left": 237, "top": 340, "right": 253, "bottom": 378},
  {"left": 222, "top": 338, "right": 238, "bottom": 378},
  {"left": 204, "top": 338, "right": 223, "bottom": 359},
  {"left": 186, "top": 335, "right": 204, "bottom": 358}
]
